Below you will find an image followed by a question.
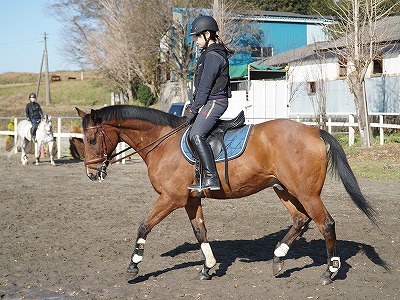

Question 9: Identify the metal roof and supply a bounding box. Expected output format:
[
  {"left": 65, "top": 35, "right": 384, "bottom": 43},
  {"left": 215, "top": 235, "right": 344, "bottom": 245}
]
[{"left": 252, "top": 15, "right": 400, "bottom": 67}]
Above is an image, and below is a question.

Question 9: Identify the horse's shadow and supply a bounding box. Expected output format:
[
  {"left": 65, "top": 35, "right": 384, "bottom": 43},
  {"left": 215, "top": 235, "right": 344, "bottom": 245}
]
[{"left": 128, "top": 226, "right": 390, "bottom": 284}]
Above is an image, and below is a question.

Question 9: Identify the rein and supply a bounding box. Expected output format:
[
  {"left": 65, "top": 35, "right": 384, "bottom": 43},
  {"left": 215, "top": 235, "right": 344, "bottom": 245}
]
[
  {"left": 84, "top": 121, "right": 189, "bottom": 167},
  {"left": 110, "top": 121, "right": 189, "bottom": 164}
]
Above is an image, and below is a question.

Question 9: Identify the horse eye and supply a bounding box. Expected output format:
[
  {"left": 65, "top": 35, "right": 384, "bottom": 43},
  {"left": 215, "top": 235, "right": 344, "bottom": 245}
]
[{"left": 88, "top": 138, "right": 96, "bottom": 145}]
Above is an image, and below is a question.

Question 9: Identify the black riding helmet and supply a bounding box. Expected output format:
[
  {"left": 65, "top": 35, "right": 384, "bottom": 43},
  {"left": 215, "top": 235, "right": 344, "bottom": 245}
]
[
  {"left": 29, "top": 92, "right": 37, "bottom": 99},
  {"left": 189, "top": 15, "right": 219, "bottom": 36}
]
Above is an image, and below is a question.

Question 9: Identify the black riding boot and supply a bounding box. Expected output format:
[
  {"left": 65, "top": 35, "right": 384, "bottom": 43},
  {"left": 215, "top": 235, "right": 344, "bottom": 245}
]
[
  {"left": 31, "top": 122, "right": 38, "bottom": 142},
  {"left": 188, "top": 135, "right": 220, "bottom": 190}
]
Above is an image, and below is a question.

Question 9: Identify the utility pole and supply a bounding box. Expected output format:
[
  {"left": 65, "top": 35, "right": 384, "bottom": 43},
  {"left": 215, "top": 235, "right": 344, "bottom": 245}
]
[
  {"left": 36, "top": 32, "right": 51, "bottom": 105},
  {"left": 44, "top": 32, "right": 51, "bottom": 105}
]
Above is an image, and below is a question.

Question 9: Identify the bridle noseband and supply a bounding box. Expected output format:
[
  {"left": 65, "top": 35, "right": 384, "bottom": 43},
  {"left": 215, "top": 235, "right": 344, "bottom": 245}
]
[
  {"left": 83, "top": 121, "right": 189, "bottom": 180},
  {"left": 84, "top": 124, "right": 113, "bottom": 166}
]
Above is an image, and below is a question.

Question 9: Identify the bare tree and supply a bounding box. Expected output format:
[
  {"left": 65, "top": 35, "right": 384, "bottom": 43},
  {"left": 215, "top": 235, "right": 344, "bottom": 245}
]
[
  {"left": 50, "top": 0, "right": 211, "bottom": 104},
  {"left": 325, "top": 0, "right": 399, "bottom": 147},
  {"left": 50, "top": 0, "right": 258, "bottom": 107}
]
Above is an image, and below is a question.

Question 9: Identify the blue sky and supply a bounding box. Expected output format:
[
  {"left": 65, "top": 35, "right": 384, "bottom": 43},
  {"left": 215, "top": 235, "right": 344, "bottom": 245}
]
[{"left": 0, "top": 0, "right": 77, "bottom": 74}]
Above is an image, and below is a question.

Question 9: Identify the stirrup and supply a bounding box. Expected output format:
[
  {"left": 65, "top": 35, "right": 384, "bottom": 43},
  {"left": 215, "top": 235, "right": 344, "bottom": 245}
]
[
  {"left": 187, "top": 182, "right": 202, "bottom": 190},
  {"left": 187, "top": 176, "right": 220, "bottom": 191},
  {"left": 188, "top": 161, "right": 202, "bottom": 190}
]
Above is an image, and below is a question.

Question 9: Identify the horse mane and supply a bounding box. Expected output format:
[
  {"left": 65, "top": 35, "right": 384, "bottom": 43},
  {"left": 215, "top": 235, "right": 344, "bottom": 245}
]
[{"left": 94, "top": 105, "right": 185, "bottom": 128}]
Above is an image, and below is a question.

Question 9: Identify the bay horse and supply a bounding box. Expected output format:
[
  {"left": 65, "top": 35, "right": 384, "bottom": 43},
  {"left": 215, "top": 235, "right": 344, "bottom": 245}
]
[
  {"left": 76, "top": 105, "right": 378, "bottom": 285},
  {"left": 9, "top": 115, "right": 55, "bottom": 166}
]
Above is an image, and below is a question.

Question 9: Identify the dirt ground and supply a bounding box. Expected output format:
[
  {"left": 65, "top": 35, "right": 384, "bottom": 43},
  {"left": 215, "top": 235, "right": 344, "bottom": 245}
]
[{"left": 0, "top": 148, "right": 399, "bottom": 300}]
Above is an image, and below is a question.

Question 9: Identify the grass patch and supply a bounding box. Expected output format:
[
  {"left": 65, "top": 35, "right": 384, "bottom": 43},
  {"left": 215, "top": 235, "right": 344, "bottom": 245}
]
[
  {"left": 349, "top": 160, "right": 400, "bottom": 179},
  {"left": 0, "top": 71, "right": 114, "bottom": 117},
  {"left": 0, "top": 72, "right": 38, "bottom": 85}
]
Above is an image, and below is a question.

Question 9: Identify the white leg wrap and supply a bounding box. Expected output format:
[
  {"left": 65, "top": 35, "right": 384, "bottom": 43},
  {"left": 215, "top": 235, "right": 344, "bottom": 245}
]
[
  {"left": 274, "top": 243, "right": 289, "bottom": 257},
  {"left": 131, "top": 238, "right": 146, "bottom": 263},
  {"left": 201, "top": 243, "right": 216, "bottom": 268},
  {"left": 329, "top": 256, "right": 341, "bottom": 273},
  {"left": 131, "top": 254, "right": 143, "bottom": 263}
]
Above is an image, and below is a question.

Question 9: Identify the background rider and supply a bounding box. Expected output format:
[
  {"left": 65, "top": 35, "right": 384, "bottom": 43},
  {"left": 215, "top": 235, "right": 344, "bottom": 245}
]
[{"left": 25, "top": 92, "right": 43, "bottom": 142}]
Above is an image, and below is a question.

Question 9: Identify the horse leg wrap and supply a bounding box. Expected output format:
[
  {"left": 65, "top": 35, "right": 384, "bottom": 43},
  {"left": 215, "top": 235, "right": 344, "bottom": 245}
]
[
  {"left": 131, "top": 238, "right": 146, "bottom": 264},
  {"left": 329, "top": 256, "right": 341, "bottom": 273},
  {"left": 201, "top": 242, "right": 216, "bottom": 268},
  {"left": 274, "top": 243, "right": 289, "bottom": 257}
]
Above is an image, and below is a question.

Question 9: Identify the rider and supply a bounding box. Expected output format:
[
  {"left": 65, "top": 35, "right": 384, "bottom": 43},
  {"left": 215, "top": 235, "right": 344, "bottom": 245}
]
[
  {"left": 185, "top": 15, "right": 233, "bottom": 191},
  {"left": 25, "top": 92, "right": 43, "bottom": 142}
]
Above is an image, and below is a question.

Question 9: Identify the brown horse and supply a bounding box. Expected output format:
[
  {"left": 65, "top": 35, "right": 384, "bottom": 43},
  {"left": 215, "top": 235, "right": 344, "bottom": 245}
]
[{"left": 76, "top": 105, "right": 378, "bottom": 285}]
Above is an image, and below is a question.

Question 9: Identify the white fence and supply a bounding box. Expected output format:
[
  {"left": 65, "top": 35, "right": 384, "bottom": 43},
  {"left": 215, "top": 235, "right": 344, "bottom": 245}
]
[
  {"left": 1, "top": 113, "right": 399, "bottom": 161},
  {"left": 288, "top": 113, "right": 400, "bottom": 146},
  {"left": 0, "top": 116, "right": 83, "bottom": 159},
  {"left": 0, "top": 116, "right": 130, "bottom": 162}
]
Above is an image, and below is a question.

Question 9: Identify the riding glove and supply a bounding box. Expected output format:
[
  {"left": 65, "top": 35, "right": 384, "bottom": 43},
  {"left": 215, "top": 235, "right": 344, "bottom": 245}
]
[{"left": 185, "top": 105, "right": 197, "bottom": 123}]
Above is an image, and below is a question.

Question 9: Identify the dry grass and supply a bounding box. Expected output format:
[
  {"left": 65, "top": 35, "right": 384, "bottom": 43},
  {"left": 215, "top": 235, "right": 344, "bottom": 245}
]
[{"left": 0, "top": 71, "right": 113, "bottom": 117}]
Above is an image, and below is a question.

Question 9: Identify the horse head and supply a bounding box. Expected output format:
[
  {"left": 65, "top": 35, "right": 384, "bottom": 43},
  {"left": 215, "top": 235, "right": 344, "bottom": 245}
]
[
  {"left": 76, "top": 107, "right": 119, "bottom": 181},
  {"left": 41, "top": 115, "right": 53, "bottom": 135}
]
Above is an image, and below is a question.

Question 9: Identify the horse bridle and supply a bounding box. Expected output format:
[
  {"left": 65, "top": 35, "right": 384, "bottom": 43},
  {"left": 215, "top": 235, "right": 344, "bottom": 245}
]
[
  {"left": 84, "top": 124, "right": 113, "bottom": 166},
  {"left": 83, "top": 121, "right": 189, "bottom": 178}
]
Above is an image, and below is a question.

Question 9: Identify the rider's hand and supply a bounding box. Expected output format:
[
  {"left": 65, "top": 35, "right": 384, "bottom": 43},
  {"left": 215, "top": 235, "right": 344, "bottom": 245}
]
[{"left": 184, "top": 105, "right": 197, "bottom": 123}]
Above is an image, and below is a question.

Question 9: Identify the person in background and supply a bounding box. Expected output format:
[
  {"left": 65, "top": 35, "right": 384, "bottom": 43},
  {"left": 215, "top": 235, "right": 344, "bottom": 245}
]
[
  {"left": 25, "top": 92, "right": 43, "bottom": 142},
  {"left": 185, "top": 15, "right": 233, "bottom": 191}
]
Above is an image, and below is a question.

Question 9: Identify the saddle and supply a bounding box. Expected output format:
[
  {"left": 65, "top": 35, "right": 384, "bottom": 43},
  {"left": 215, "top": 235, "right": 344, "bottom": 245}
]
[{"left": 183, "top": 111, "right": 248, "bottom": 186}]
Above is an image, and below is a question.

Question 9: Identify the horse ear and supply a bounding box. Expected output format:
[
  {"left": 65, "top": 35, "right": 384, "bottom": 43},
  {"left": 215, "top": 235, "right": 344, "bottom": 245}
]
[
  {"left": 76, "top": 107, "right": 86, "bottom": 119},
  {"left": 90, "top": 109, "right": 99, "bottom": 123}
]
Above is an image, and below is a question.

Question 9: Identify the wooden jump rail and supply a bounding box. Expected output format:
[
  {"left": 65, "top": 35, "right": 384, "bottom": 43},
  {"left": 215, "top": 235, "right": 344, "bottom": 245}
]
[{"left": 51, "top": 75, "right": 61, "bottom": 82}]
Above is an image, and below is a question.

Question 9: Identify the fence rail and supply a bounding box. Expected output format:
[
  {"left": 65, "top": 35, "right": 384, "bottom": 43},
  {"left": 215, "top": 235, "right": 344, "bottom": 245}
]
[
  {"left": 288, "top": 113, "right": 400, "bottom": 146},
  {"left": 0, "top": 116, "right": 83, "bottom": 159},
  {"left": 1, "top": 113, "right": 399, "bottom": 160}
]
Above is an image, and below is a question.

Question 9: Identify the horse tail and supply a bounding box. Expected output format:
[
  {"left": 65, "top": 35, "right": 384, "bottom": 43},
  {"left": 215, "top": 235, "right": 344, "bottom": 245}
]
[
  {"left": 7, "top": 134, "right": 20, "bottom": 158},
  {"left": 319, "top": 129, "right": 380, "bottom": 228}
]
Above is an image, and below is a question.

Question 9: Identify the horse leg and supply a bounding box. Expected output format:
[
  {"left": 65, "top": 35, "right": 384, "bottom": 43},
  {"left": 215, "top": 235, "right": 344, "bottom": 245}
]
[
  {"left": 126, "top": 195, "right": 181, "bottom": 278},
  {"left": 185, "top": 197, "right": 216, "bottom": 280},
  {"left": 48, "top": 141, "right": 55, "bottom": 165},
  {"left": 35, "top": 142, "right": 40, "bottom": 165},
  {"left": 272, "top": 187, "right": 311, "bottom": 277},
  {"left": 21, "top": 139, "right": 28, "bottom": 165},
  {"left": 297, "top": 194, "right": 339, "bottom": 285}
]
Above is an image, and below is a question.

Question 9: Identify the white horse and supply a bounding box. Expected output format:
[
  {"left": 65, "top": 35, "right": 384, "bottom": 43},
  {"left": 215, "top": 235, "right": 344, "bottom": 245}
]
[{"left": 9, "top": 115, "right": 56, "bottom": 165}]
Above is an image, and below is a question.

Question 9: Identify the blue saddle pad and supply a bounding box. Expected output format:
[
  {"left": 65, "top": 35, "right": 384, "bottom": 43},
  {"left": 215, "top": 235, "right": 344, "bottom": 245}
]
[{"left": 180, "top": 124, "right": 253, "bottom": 164}]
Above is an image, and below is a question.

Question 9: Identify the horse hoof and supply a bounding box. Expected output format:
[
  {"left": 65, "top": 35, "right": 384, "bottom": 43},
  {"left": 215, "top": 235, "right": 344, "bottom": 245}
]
[
  {"left": 195, "top": 272, "right": 211, "bottom": 280},
  {"left": 321, "top": 277, "right": 333, "bottom": 285},
  {"left": 127, "top": 263, "right": 139, "bottom": 277},
  {"left": 272, "top": 257, "right": 284, "bottom": 276}
]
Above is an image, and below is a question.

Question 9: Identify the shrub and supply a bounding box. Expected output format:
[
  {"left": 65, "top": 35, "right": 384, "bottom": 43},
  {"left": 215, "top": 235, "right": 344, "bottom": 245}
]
[{"left": 136, "top": 84, "right": 155, "bottom": 107}]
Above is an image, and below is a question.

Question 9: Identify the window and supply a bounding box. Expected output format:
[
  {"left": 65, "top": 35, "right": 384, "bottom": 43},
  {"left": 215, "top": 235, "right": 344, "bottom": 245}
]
[
  {"left": 308, "top": 82, "right": 316, "bottom": 95},
  {"left": 338, "top": 56, "right": 347, "bottom": 77},
  {"left": 251, "top": 46, "right": 273, "bottom": 58},
  {"left": 372, "top": 57, "right": 383, "bottom": 75}
]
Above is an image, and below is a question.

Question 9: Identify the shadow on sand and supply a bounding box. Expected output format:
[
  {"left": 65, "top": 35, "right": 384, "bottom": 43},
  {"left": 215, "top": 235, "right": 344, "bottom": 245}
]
[{"left": 128, "top": 226, "right": 389, "bottom": 284}]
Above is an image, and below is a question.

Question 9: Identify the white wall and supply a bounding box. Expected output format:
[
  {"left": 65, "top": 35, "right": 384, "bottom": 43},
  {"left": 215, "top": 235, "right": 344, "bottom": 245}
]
[
  {"left": 289, "top": 59, "right": 338, "bottom": 82},
  {"left": 383, "top": 52, "right": 400, "bottom": 76},
  {"left": 221, "top": 90, "right": 247, "bottom": 120},
  {"left": 246, "top": 80, "right": 288, "bottom": 124}
]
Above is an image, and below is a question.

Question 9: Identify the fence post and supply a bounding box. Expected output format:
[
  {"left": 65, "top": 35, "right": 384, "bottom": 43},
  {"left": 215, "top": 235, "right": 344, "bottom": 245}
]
[
  {"left": 379, "top": 114, "right": 384, "bottom": 145},
  {"left": 349, "top": 114, "right": 355, "bottom": 146},
  {"left": 57, "top": 117, "right": 62, "bottom": 159},
  {"left": 14, "top": 117, "right": 18, "bottom": 154},
  {"left": 328, "top": 117, "right": 332, "bottom": 133}
]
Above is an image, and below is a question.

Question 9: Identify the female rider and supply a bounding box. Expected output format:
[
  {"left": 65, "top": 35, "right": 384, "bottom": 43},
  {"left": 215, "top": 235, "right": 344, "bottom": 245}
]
[{"left": 186, "top": 15, "right": 233, "bottom": 191}]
